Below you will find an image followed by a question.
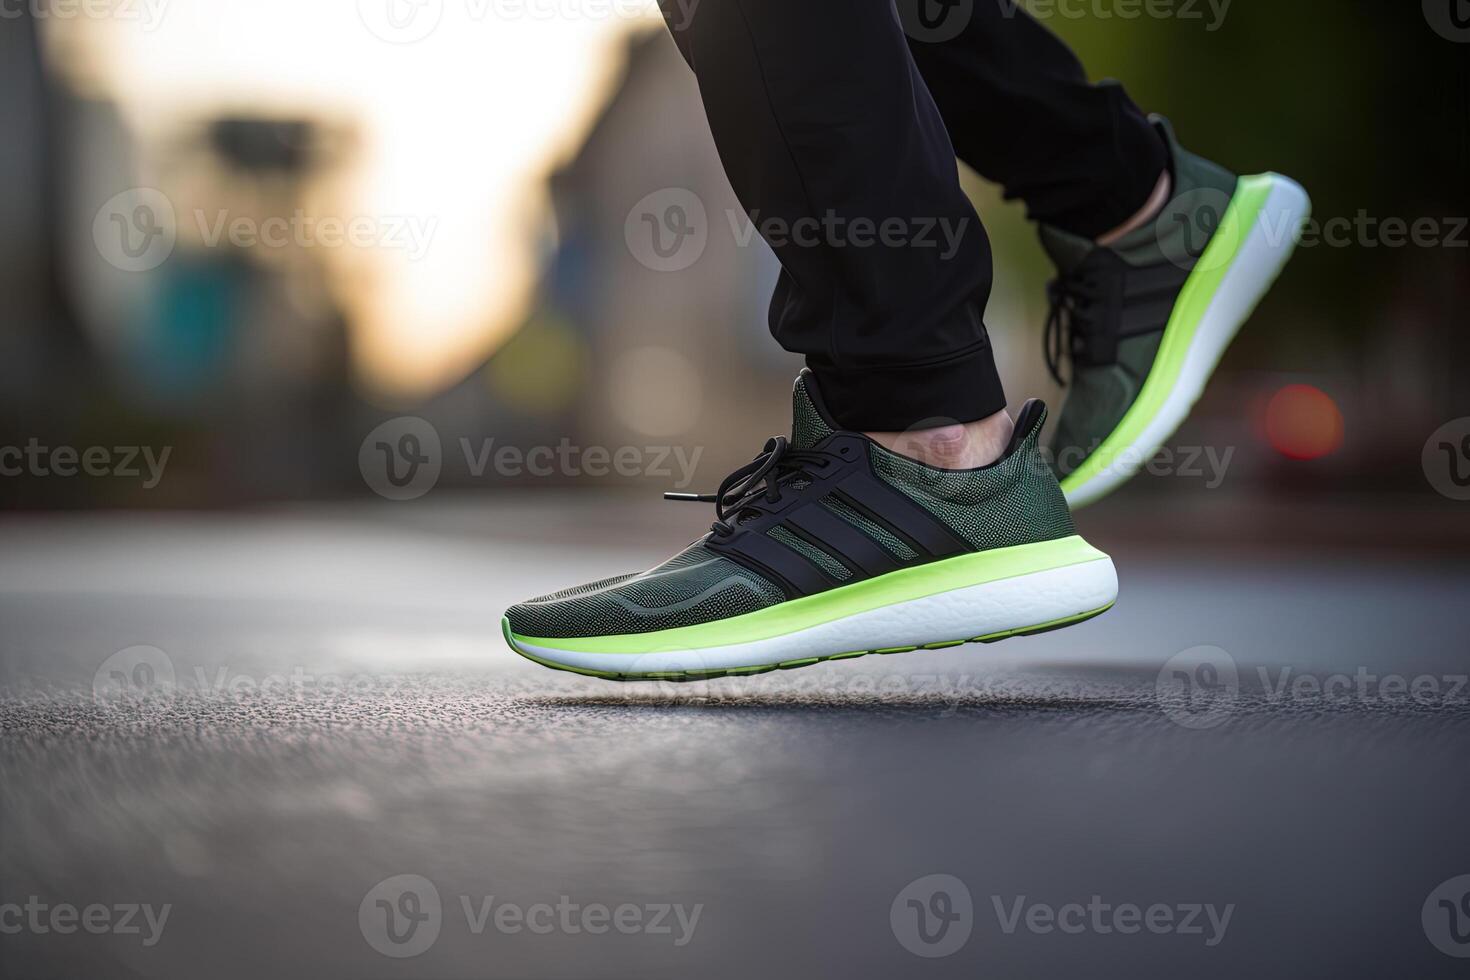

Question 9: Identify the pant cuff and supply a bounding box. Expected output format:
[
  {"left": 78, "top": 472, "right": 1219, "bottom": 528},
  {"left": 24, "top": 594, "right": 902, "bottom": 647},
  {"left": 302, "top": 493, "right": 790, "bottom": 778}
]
[
  {"left": 1055, "top": 91, "right": 1170, "bottom": 239},
  {"left": 809, "top": 345, "right": 1007, "bottom": 432}
]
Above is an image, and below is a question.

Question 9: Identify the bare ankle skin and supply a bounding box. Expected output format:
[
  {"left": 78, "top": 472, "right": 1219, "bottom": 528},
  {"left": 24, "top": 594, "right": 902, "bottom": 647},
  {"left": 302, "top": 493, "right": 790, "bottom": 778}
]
[
  {"left": 1097, "top": 169, "right": 1172, "bottom": 246},
  {"left": 865, "top": 409, "right": 1015, "bottom": 471}
]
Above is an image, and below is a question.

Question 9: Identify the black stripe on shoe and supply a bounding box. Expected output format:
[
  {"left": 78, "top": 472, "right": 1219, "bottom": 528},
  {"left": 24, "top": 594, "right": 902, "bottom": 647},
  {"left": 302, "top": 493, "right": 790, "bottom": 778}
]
[{"left": 705, "top": 433, "right": 969, "bottom": 600}]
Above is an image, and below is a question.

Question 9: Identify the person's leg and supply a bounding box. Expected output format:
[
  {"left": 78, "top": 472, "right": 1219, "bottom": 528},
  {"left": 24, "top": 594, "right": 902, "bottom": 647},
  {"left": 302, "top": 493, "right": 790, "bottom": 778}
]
[
  {"left": 502, "top": 0, "right": 1121, "bottom": 678},
  {"left": 658, "top": 0, "right": 1004, "bottom": 439},
  {"left": 902, "top": 4, "right": 1310, "bottom": 509},
  {"left": 902, "top": 2, "right": 1168, "bottom": 240}
]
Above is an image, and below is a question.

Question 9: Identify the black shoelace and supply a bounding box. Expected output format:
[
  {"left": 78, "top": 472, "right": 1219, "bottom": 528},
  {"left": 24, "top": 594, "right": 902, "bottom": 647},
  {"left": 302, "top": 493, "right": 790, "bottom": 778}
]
[
  {"left": 1044, "top": 268, "right": 1103, "bottom": 387},
  {"left": 665, "top": 436, "right": 830, "bottom": 538}
]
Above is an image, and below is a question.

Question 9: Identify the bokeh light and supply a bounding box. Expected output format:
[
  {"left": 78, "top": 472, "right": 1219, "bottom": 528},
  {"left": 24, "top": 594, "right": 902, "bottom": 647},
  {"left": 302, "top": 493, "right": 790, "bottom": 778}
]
[
  {"left": 608, "top": 345, "right": 702, "bottom": 438},
  {"left": 1264, "top": 384, "right": 1344, "bottom": 461}
]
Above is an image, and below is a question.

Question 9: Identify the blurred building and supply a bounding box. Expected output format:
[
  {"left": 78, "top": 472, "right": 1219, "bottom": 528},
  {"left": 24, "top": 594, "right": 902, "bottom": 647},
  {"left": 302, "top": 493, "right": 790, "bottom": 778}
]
[
  {"left": 0, "top": 11, "right": 76, "bottom": 425},
  {"left": 534, "top": 29, "right": 795, "bottom": 476},
  {"left": 1, "top": 7, "right": 1464, "bottom": 511},
  {"left": 426, "top": 28, "right": 797, "bottom": 495}
]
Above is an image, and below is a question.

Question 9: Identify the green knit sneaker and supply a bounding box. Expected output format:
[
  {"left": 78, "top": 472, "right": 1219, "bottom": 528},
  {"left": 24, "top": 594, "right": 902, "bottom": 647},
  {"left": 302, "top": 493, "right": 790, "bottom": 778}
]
[
  {"left": 502, "top": 372, "right": 1118, "bottom": 682},
  {"left": 1043, "top": 116, "right": 1311, "bottom": 508}
]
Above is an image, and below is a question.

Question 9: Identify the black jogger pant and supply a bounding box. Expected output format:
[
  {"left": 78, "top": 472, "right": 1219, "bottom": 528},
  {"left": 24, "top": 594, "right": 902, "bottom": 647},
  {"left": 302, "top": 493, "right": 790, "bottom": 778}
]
[{"left": 658, "top": 0, "right": 1167, "bottom": 431}]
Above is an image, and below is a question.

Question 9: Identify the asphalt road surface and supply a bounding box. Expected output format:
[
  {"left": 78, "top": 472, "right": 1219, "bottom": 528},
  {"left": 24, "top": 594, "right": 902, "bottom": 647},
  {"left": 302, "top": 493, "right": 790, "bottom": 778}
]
[{"left": 2, "top": 497, "right": 1467, "bottom": 979}]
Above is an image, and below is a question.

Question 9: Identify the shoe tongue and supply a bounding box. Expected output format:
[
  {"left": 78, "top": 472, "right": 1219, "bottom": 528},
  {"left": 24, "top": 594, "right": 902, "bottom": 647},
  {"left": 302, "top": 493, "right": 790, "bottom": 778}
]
[
  {"left": 791, "top": 370, "right": 837, "bottom": 449},
  {"left": 1041, "top": 207, "right": 1162, "bottom": 271},
  {"left": 1038, "top": 224, "right": 1096, "bottom": 275}
]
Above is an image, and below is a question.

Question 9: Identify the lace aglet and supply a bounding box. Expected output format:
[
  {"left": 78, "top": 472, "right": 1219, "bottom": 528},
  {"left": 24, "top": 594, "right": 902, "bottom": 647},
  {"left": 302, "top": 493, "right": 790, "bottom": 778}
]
[{"left": 663, "top": 492, "right": 716, "bottom": 503}]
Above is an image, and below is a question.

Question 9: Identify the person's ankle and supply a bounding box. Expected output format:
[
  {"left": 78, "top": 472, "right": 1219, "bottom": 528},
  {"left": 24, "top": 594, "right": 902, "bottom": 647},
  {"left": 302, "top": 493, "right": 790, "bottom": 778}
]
[
  {"left": 1097, "top": 168, "right": 1172, "bottom": 246},
  {"left": 865, "top": 410, "right": 1014, "bottom": 471}
]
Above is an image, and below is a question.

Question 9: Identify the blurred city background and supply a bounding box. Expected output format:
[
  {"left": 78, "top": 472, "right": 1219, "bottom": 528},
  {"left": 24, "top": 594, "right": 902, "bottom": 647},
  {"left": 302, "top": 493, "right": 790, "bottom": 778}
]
[
  {"left": 3, "top": 6, "right": 1469, "bottom": 978},
  {"left": 0, "top": 0, "right": 1465, "bottom": 531}
]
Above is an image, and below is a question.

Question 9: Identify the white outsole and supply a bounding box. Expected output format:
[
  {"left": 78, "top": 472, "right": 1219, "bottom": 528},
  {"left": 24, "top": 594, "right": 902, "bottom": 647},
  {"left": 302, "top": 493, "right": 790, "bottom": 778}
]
[
  {"left": 1063, "top": 174, "right": 1312, "bottom": 509},
  {"left": 510, "top": 556, "right": 1119, "bottom": 675}
]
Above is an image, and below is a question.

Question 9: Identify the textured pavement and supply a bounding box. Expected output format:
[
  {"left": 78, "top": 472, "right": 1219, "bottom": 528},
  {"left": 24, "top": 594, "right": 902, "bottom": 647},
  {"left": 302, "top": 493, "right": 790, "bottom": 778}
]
[{"left": 2, "top": 498, "right": 1468, "bottom": 978}]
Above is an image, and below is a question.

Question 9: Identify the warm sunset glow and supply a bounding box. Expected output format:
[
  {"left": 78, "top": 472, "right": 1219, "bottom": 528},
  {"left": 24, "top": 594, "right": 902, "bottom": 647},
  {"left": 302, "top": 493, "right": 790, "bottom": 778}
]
[{"left": 57, "top": 0, "right": 659, "bottom": 399}]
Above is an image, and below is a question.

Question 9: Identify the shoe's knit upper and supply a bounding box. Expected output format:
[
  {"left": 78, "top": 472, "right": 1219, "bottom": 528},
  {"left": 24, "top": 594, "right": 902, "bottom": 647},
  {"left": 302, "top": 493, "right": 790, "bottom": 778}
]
[
  {"left": 506, "top": 373, "right": 1074, "bottom": 639},
  {"left": 1042, "top": 115, "right": 1239, "bottom": 478},
  {"left": 507, "top": 539, "right": 785, "bottom": 639}
]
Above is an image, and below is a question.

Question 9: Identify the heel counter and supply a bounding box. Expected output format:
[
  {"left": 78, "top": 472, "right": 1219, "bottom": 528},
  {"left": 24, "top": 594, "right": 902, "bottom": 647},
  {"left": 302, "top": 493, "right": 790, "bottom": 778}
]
[{"left": 1009, "top": 406, "right": 1078, "bottom": 543}]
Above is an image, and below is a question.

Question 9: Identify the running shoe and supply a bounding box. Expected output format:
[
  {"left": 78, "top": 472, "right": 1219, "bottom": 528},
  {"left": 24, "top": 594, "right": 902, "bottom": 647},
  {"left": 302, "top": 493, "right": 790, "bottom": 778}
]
[
  {"left": 502, "top": 372, "right": 1118, "bottom": 681},
  {"left": 1044, "top": 116, "right": 1311, "bottom": 508}
]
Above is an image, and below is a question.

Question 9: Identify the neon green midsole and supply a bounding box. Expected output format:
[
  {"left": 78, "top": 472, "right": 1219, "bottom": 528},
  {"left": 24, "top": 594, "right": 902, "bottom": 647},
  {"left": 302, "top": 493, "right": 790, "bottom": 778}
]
[
  {"left": 509, "top": 534, "right": 1110, "bottom": 654},
  {"left": 1059, "top": 173, "right": 1281, "bottom": 496}
]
